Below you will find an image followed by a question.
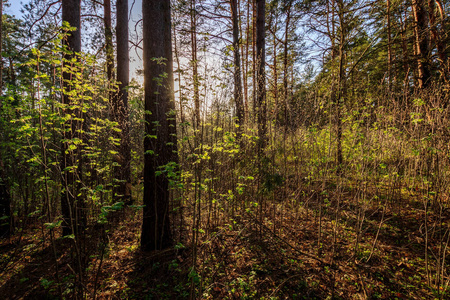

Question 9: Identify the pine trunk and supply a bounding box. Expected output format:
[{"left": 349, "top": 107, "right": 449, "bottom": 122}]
[{"left": 141, "top": 0, "right": 177, "bottom": 251}]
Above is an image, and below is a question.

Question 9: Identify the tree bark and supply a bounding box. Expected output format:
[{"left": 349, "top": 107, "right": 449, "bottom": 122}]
[
  {"left": 336, "top": 0, "right": 346, "bottom": 173},
  {"left": 412, "top": 0, "right": 431, "bottom": 89},
  {"left": 283, "top": 1, "right": 291, "bottom": 128},
  {"left": 61, "top": 0, "right": 83, "bottom": 237},
  {"left": 0, "top": 154, "right": 10, "bottom": 238},
  {"left": 0, "top": 1, "right": 8, "bottom": 238},
  {"left": 141, "top": 0, "right": 177, "bottom": 251},
  {"left": 428, "top": 0, "right": 447, "bottom": 77},
  {"left": 191, "top": 0, "right": 200, "bottom": 130},
  {"left": 0, "top": 0, "right": 2, "bottom": 96},
  {"left": 252, "top": 0, "right": 257, "bottom": 121},
  {"left": 243, "top": 0, "right": 250, "bottom": 121},
  {"left": 387, "top": 0, "right": 393, "bottom": 89},
  {"left": 116, "top": 0, "right": 132, "bottom": 203},
  {"left": 231, "top": 0, "right": 244, "bottom": 132},
  {"left": 256, "top": 0, "right": 266, "bottom": 148},
  {"left": 104, "top": 0, "right": 114, "bottom": 87}
]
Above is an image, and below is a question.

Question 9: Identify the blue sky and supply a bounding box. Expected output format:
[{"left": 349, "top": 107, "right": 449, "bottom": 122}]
[
  {"left": 6, "top": 0, "right": 143, "bottom": 79},
  {"left": 7, "top": 0, "right": 24, "bottom": 18}
]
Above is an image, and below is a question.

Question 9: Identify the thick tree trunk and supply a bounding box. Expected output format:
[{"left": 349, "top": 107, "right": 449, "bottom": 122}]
[
  {"left": 61, "top": 0, "right": 83, "bottom": 237},
  {"left": 256, "top": 0, "right": 266, "bottom": 148},
  {"left": 116, "top": 0, "right": 132, "bottom": 203},
  {"left": 141, "top": 0, "right": 177, "bottom": 251},
  {"left": 231, "top": 0, "right": 244, "bottom": 131}
]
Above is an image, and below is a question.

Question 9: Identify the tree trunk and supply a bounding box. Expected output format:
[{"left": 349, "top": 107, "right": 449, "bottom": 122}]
[
  {"left": 0, "top": 1, "right": 8, "bottom": 239},
  {"left": 283, "top": 2, "right": 291, "bottom": 128},
  {"left": 116, "top": 0, "right": 132, "bottom": 203},
  {"left": 272, "top": 26, "right": 278, "bottom": 126},
  {"left": 141, "top": 0, "right": 177, "bottom": 251},
  {"left": 336, "top": 0, "right": 346, "bottom": 173},
  {"left": 412, "top": 0, "right": 431, "bottom": 89},
  {"left": 387, "top": 0, "right": 393, "bottom": 89},
  {"left": 104, "top": 0, "right": 114, "bottom": 87},
  {"left": 231, "top": 0, "right": 244, "bottom": 132},
  {"left": 0, "top": 0, "right": 2, "bottom": 97},
  {"left": 243, "top": 0, "right": 250, "bottom": 121},
  {"left": 399, "top": 6, "right": 411, "bottom": 91},
  {"left": 61, "top": 0, "right": 83, "bottom": 237},
  {"left": 191, "top": 0, "right": 200, "bottom": 131},
  {"left": 252, "top": 0, "right": 257, "bottom": 121},
  {"left": 256, "top": 0, "right": 266, "bottom": 148},
  {"left": 428, "top": 0, "right": 447, "bottom": 77},
  {"left": 0, "top": 154, "right": 10, "bottom": 238}
]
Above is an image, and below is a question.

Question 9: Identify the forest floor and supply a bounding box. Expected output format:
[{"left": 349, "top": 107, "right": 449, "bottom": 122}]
[{"left": 0, "top": 176, "right": 448, "bottom": 299}]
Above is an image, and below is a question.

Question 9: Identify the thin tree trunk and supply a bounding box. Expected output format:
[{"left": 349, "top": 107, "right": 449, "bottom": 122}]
[
  {"left": 256, "top": 0, "right": 266, "bottom": 147},
  {"left": 272, "top": 28, "right": 278, "bottom": 125},
  {"left": 387, "top": 0, "right": 393, "bottom": 89},
  {"left": 412, "top": 0, "right": 431, "bottom": 89},
  {"left": 104, "top": 0, "right": 114, "bottom": 89},
  {"left": 243, "top": 0, "right": 250, "bottom": 121},
  {"left": 429, "top": 0, "right": 447, "bottom": 77},
  {"left": 231, "top": 0, "right": 244, "bottom": 132},
  {"left": 191, "top": 0, "right": 200, "bottom": 130},
  {"left": 399, "top": 6, "right": 410, "bottom": 91},
  {"left": 0, "top": 0, "right": 2, "bottom": 97},
  {"left": 252, "top": 0, "right": 257, "bottom": 121},
  {"left": 283, "top": 2, "right": 291, "bottom": 128},
  {"left": 173, "top": 19, "right": 185, "bottom": 133},
  {"left": 0, "top": 155, "right": 10, "bottom": 238},
  {"left": 0, "top": 1, "right": 9, "bottom": 239},
  {"left": 336, "top": 0, "right": 346, "bottom": 173}
]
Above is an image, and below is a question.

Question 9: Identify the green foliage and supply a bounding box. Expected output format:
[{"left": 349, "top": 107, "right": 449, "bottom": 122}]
[{"left": 0, "top": 23, "right": 129, "bottom": 228}]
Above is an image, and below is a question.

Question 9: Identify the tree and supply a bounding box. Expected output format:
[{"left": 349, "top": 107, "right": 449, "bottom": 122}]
[
  {"left": 0, "top": 157, "right": 10, "bottom": 238},
  {"left": 256, "top": 0, "right": 266, "bottom": 147},
  {"left": 412, "top": 0, "right": 431, "bottom": 89},
  {"left": 115, "top": 0, "right": 132, "bottom": 203},
  {"left": 104, "top": 0, "right": 113, "bottom": 87},
  {"left": 0, "top": 0, "right": 10, "bottom": 239},
  {"left": 191, "top": 0, "right": 200, "bottom": 131},
  {"left": 141, "top": 0, "right": 178, "bottom": 251},
  {"left": 61, "top": 0, "right": 82, "bottom": 236},
  {"left": 0, "top": 0, "right": 3, "bottom": 93},
  {"left": 230, "top": 0, "right": 244, "bottom": 131}
]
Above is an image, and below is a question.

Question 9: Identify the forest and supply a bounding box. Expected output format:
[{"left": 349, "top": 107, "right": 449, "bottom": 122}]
[{"left": 0, "top": 0, "right": 449, "bottom": 299}]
